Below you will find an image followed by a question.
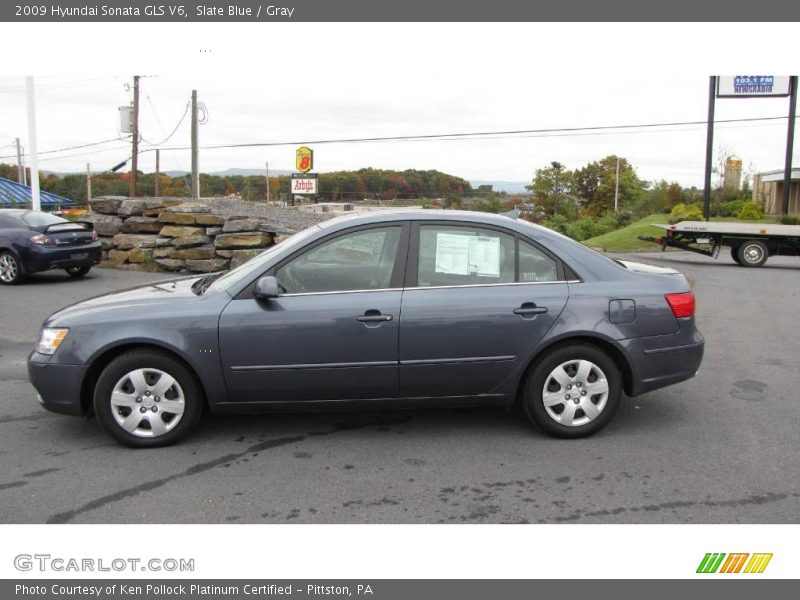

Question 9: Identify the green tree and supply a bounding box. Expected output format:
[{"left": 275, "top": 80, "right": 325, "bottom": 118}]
[
  {"left": 570, "top": 155, "right": 646, "bottom": 213},
  {"left": 526, "top": 165, "right": 573, "bottom": 214}
]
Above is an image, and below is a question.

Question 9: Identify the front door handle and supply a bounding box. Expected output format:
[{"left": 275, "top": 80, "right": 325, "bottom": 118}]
[
  {"left": 357, "top": 310, "right": 393, "bottom": 325},
  {"left": 513, "top": 302, "right": 548, "bottom": 318}
]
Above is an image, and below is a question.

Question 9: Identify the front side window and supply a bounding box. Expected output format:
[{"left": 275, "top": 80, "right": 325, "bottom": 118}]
[
  {"left": 276, "top": 227, "right": 402, "bottom": 294},
  {"left": 417, "top": 225, "right": 516, "bottom": 287}
]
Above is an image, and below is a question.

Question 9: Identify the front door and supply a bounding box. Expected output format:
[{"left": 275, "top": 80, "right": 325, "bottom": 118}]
[{"left": 219, "top": 225, "right": 407, "bottom": 404}]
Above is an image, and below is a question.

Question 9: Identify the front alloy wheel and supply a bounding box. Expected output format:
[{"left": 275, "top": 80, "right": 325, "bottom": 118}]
[
  {"left": 523, "top": 343, "right": 621, "bottom": 438},
  {"left": 94, "top": 350, "right": 203, "bottom": 447}
]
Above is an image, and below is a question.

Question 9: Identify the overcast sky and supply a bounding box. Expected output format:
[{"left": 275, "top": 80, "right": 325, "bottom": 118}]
[{"left": 1, "top": 23, "right": 797, "bottom": 187}]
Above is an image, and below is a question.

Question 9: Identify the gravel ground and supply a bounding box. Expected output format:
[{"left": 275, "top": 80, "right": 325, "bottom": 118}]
[{"left": 196, "top": 198, "right": 336, "bottom": 233}]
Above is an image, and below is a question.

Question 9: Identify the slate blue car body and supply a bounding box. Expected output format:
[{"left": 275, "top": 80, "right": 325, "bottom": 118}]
[{"left": 28, "top": 210, "right": 704, "bottom": 446}]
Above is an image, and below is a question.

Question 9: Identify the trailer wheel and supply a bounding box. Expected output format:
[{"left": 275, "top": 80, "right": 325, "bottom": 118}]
[
  {"left": 730, "top": 247, "right": 742, "bottom": 265},
  {"left": 737, "top": 240, "right": 768, "bottom": 267}
]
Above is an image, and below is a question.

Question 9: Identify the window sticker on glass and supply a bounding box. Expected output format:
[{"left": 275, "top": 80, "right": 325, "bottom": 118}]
[
  {"left": 434, "top": 232, "right": 501, "bottom": 278},
  {"left": 468, "top": 236, "right": 500, "bottom": 277},
  {"left": 434, "top": 233, "right": 470, "bottom": 275}
]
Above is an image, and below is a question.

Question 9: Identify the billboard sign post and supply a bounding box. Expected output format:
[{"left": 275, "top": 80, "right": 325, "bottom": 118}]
[{"left": 705, "top": 75, "right": 797, "bottom": 219}]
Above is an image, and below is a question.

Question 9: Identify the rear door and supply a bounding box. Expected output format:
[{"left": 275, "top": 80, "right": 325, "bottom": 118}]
[{"left": 398, "top": 222, "right": 569, "bottom": 399}]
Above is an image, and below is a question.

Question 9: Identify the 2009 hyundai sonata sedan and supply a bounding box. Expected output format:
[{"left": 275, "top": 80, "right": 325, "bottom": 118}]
[{"left": 28, "top": 210, "right": 704, "bottom": 447}]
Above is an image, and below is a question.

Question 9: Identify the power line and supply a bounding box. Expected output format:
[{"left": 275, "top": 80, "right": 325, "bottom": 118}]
[
  {"left": 0, "top": 137, "right": 125, "bottom": 160},
  {"left": 153, "top": 114, "right": 798, "bottom": 151},
  {"left": 3, "top": 113, "right": 796, "bottom": 166},
  {"left": 141, "top": 97, "right": 190, "bottom": 146}
]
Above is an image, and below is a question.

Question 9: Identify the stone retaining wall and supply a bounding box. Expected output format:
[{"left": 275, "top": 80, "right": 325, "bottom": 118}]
[{"left": 84, "top": 196, "right": 282, "bottom": 273}]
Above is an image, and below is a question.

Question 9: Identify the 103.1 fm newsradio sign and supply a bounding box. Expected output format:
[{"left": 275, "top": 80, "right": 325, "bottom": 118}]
[{"left": 717, "top": 75, "right": 792, "bottom": 98}]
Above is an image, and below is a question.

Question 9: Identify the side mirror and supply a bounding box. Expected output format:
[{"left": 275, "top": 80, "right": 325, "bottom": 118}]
[{"left": 254, "top": 275, "right": 280, "bottom": 299}]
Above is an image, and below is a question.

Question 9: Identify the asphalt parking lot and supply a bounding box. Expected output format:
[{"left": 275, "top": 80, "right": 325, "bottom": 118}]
[{"left": 1, "top": 253, "right": 799, "bottom": 524}]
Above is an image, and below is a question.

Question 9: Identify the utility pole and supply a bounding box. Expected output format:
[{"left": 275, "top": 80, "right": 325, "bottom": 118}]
[
  {"left": 551, "top": 161, "right": 563, "bottom": 217},
  {"left": 782, "top": 75, "right": 798, "bottom": 215},
  {"left": 15, "top": 138, "right": 24, "bottom": 184},
  {"left": 703, "top": 76, "right": 716, "bottom": 222},
  {"left": 130, "top": 75, "right": 140, "bottom": 198},
  {"left": 86, "top": 163, "right": 92, "bottom": 203},
  {"left": 25, "top": 76, "right": 41, "bottom": 212},
  {"left": 154, "top": 149, "right": 160, "bottom": 197},
  {"left": 191, "top": 89, "right": 199, "bottom": 200},
  {"left": 265, "top": 161, "right": 270, "bottom": 204},
  {"left": 614, "top": 156, "right": 621, "bottom": 212}
]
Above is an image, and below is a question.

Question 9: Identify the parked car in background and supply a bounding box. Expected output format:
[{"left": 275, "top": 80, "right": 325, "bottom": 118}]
[
  {"left": 28, "top": 210, "right": 704, "bottom": 447},
  {"left": 0, "top": 209, "right": 101, "bottom": 285}
]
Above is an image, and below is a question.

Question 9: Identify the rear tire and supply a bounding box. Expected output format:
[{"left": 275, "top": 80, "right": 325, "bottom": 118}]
[
  {"left": 0, "top": 251, "right": 24, "bottom": 285},
  {"left": 523, "top": 343, "right": 621, "bottom": 438},
  {"left": 93, "top": 349, "right": 203, "bottom": 448},
  {"left": 736, "top": 240, "right": 768, "bottom": 267},
  {"left": 65, "top": 265, "right": 91, "bottom": 277},
  {"left": 730, "top": 247, "right": 742, "bottom": 265}
]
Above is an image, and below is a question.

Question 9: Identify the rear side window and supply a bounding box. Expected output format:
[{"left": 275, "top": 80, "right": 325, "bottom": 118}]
[
  {"left": 417, "top": 225, "right": 516, "bottom": 287},
  {"left": 519, "top": 239, "right": 558, "bottom": 282}
]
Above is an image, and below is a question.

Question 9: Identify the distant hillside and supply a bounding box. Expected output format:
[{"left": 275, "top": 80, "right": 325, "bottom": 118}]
[
  {"left": 209, "top": 168, "right": 293, "bottom": 177},
  {"left": 471, "top": 180, "right": 530, "bottom": 194}
]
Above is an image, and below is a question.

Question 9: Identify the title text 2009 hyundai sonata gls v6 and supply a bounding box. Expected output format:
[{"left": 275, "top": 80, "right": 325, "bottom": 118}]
[{"left": 28, "top": 211, "right": 704, "bottom": 447}]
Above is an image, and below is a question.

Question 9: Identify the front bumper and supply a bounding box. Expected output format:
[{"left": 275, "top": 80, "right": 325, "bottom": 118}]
[
  {"left": 22, "top": 242, "right": 102, "bottom": 274},
  {"left": 621, "top": 321, "right": 705, "bottom": 397},
  {"left": 28, "top": 352, "right": 86, "bottom": 416}
]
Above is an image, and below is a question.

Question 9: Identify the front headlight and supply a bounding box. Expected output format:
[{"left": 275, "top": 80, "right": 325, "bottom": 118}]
[{"left": 36, "top": 328, "right": 69, "bottom": 355}]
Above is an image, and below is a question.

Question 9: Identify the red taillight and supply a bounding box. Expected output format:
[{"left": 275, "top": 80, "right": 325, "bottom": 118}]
[
  {"left": 665, "top": 292, "right": 695, "bottom": 318},
  {"left": 29, "top": 233, "right": 52, "bottom": 245}
]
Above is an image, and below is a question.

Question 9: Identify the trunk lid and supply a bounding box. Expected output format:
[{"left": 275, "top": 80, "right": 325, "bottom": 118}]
[{"left": 40, "top": 221, "right": 95, "bottom": 248}]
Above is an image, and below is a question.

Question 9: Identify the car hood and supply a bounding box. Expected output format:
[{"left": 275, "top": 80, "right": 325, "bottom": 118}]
[
  {"left": 616, "top": 260, "right": 680, "bottom": 275},
  {"left": 46, "top": 276, "right": 207, "bottom": 324}
]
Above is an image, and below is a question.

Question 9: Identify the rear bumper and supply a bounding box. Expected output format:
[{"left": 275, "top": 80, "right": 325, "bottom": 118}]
[
  {"left": 27, "top": 352, "right": 86, "bottom": 416},
  {"left": 22, "top": 242, "right": 102, "bottom": 274},
  {"left": 621, "top": 321, "right": 705, "bottom": 396}
]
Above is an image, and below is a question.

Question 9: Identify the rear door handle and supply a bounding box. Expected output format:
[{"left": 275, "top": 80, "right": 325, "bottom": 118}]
[
  {"left": 357, "top": 310, "right": 393, "bottom": 324},
  {"left": 513, "top": 302, "right": 548, "bottom": 318}
]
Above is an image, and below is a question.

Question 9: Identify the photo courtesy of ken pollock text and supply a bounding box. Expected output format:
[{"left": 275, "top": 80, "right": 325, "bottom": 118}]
[{"left": 15, "top": 584, "right": 375, "bottom": 597}]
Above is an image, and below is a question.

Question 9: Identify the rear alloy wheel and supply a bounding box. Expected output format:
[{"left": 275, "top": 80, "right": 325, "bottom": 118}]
[
  {"left": 0, "top": 251, "right": 23, "bottom": 285},
  {"left": 736, "top": 240, "right": 768, "bottom": 268},
  {"left": 94, "top": 350, "right": 203, "bottom": 447},
  {"left": 66, "top": 265, "right": 91, "bottom": 277},
  {"left": 523, "top": 344, "right": 621, "bottom": 438}
]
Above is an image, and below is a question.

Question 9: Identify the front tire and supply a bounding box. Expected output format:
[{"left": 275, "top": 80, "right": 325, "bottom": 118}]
[
  {"left": 736, "top": 240, "right": 768, "bottom": 267},
  {"left": 0, "top": 251, "right": 24, "bottom": 285},
  {"left": 523, "top": 343, "right": 621, "bottom": 438},
  {"left": 66, "top": 265, "right": 91, "bottom": 277},
  {"left": 93, "top": 350, "right": 203, "bottom": 447}
]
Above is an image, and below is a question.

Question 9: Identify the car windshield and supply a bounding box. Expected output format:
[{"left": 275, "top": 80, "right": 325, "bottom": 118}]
[
  {"left": 205, "top": 225, "right": 322, "bottom": 295},
  {"left": 20, "top": 211, "right": 67, "bottom": 228}
]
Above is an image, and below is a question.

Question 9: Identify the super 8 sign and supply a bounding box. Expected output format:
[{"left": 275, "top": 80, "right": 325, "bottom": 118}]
[{"left": 296, "top": 146, "right": 313, "bottom": 173}]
